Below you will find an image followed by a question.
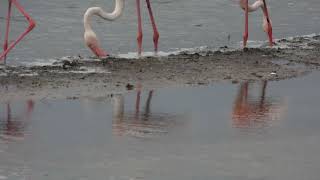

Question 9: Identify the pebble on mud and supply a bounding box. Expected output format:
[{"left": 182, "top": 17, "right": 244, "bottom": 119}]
[
  {"left": 126, "top": 83, "right": 134, "bottom": 90},
  {"left": 232, "top": 80, "right": 239, "bottom": 84}
]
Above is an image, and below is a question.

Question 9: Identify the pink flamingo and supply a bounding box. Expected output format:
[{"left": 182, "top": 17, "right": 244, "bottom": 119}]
[
  {"left": 239, "top": 0, "right": 273, "bottom": 47},
  {"left": 84, "top": 0, "right": 159, "bottom": 58},
  {"left": 83, "top": 0, "right": 160, "bottom": 58},
  {"left": 0, "top": 0, "right": 36, "bottom": 64}
]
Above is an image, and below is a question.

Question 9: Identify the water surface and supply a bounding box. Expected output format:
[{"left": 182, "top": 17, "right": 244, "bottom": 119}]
[
  {"left": 0, "top": 73, "right": 320, "bottom": 179},
  {"left": 0, "top": 0, "right": 320, "bottom": 64}
]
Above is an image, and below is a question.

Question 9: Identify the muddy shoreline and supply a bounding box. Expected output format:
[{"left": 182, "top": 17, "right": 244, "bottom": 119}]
[{"left": 0, "top": 36, "right": 320, "bottom": 101}]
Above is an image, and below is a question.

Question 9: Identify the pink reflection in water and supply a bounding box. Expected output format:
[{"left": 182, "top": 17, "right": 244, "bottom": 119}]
[
  {"left": 112, "top": 85, "right": 183, "bottom": 138},
  {"left": 232, "top": 81, "right": 286, "bottom": 129},
  {"left": 0, "top": 100, "right": 34, "bottom": 141}
]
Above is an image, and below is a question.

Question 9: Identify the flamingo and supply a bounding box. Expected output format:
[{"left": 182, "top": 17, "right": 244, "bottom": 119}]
[
  {"left": 0, "top": 0, "right": 36, "bottom": 64},
  {"left": 83, "top": 0, "right": 160, "bottom": 58},
  {"left": 239, "top": 0, "right": 273, "bottom": 47}
]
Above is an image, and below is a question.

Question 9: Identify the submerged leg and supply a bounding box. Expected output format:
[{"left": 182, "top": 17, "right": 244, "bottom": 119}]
[
  {"left": 145, "top": 0, "right": 159, "bottom": 53},
  {"left": 136, "top": 0, "right": 143, "bottom": 55}
]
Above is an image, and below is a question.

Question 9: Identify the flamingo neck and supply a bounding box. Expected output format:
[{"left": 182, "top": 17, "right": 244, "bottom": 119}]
[
  {"left": 239, "top": 0, "right": 264, "bottom": 12},
  {"left": 83, "top": 0, "right": 125, "bottom": 32}
]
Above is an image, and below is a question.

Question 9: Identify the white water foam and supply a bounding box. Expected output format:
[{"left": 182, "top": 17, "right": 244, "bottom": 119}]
[
  {"left": 117, "top": 46, "right": 212, "bottom": 59},
  {"left": 51, "top": 66, "right": 111, "bottom": 74},
  {"left": 21, "top": 58, "right": 59, "bottom": 67},
  {"left": 18, "top": 73, "right": 39, "bottom": 77}
]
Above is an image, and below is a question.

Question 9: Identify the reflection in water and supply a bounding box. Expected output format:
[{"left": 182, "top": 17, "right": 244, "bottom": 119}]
[
  {"left": 0, "top": 100, "right": 34, "bottom": 141},
  {"left": 232, "top": 81, "right": 286, "bottom": 129},
  {"left": 112, "top": 89, "right": 180, "bottom": 138}
]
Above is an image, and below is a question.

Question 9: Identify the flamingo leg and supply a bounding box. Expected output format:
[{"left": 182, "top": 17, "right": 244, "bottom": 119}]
[
  {"left": 262, "top": 0, "right": 273, "bottom": 46},
  {"left": 3, "top": 0, "right": 13, "bottom": 64},
  {"left": 136, "top": 0, "right": 143, "bottom": 56},
  {"left": 243, "top": 0, "right": 249, "bottom": 48},
  {"left": 145, "top": 0, "right": 159, "bottom": 53},
  {"left": 0, "top": 0, "right": 36, "bottom": 62}
]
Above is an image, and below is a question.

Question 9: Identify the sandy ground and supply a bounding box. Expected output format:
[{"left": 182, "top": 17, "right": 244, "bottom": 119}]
[{"left": 0, "top": 35, "right": 319, "bottom": 101}]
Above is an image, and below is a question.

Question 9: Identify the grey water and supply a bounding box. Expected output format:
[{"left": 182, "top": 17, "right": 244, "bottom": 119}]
[
  {"left": 1, "top": 72, "right": 320, "bottom": 179},
  {"left": 1, "top": 0, "right": 320, "bottom": 64}
]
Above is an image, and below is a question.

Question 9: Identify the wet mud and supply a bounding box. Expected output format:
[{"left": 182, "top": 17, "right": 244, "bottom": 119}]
[{"left": 0, "top": 35, "right": 320, "bottom": 101}]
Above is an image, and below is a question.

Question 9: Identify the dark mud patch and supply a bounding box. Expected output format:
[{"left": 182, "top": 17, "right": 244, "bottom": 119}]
[{"left": 0, "top": 37, "right": 320, "bottom": 101}]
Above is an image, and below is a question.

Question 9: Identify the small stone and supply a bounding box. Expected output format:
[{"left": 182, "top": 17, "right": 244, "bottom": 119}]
[
  {"left": 232, "top": 80, "right": 239, "bottom": 84},
  {"left": 194, "top": 24, "right": 203, "bottom": 27},
  {"left": 224, "top": 75, "right": 232, "bottom": 80},
  {"left": 126, "top": 83, "right": 134, "bottom": 90}
]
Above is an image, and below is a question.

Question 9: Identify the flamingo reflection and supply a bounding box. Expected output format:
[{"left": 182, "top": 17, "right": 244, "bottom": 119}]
[
  {"left": 112, "top": 87, "right": 178, "bottom": 138},
  {"left": 232, "top": 81, "right": 285, "bottom": 129},
  {"left": 0, "top": 100, "right": 34, "bottom": 141}
]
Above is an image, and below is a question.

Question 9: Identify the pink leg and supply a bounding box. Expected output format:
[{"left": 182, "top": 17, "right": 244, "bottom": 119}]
[
  {"left": 136, "top": 0, "right": 143, "bottom": 55},
  {"left": 0, "top": 0, "right": 36, "bottom": 61},
  {"left": 3, "top": 0, "right": 13, "bottom": 63},
  {"left": 262, "top": 0, "right": 273, "bottom": 46},
  {"left": 145, "top": 0, "right": 159, "bottom": 53},
  {"left": 243, "top": 0, "right": 249, "bottom": 48}
]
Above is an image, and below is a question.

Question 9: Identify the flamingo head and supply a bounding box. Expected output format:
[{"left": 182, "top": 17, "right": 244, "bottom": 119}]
[{"left": 84, "top": 30, "right": 108, "bottom": 58}]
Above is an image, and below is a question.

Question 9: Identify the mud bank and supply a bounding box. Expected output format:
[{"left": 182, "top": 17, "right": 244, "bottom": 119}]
[{"left": 0, "top": 35, "right": 320, "bottom": 101}]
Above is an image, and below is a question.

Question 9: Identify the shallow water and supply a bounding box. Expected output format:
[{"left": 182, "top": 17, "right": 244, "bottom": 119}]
[
  {"left": 0, "top": 0, "right": 320, "bottom": 64},
  {"left": 0, "top": 72, "right": 320, "bottom": 179}
]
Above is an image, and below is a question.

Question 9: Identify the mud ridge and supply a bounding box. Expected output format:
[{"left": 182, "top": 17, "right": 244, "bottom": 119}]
[{"left": 0, "top": 36, "right": 320, "bottom": 101}]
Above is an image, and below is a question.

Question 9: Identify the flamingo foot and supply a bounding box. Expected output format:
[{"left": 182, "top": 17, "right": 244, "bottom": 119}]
[{"left": 243, "top": 34, "right": 248, "bottom": 48}]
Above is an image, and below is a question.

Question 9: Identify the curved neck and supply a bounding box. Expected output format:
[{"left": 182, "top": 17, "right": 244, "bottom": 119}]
[
  {"left": 84, "top": 0, "right": 125, "bottom": 31},
  {"left": 239, "top": 0, "right": 264, "bottom": 12}
]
